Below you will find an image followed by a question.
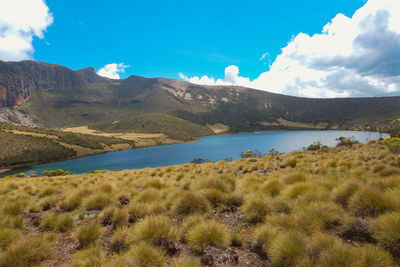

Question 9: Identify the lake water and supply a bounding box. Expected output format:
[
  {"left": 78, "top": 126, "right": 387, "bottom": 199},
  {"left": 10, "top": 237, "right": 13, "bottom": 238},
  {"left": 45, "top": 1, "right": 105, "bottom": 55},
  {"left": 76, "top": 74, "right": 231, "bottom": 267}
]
[{"left": 3, "top": 130, "right": 387, "bottom": 176}]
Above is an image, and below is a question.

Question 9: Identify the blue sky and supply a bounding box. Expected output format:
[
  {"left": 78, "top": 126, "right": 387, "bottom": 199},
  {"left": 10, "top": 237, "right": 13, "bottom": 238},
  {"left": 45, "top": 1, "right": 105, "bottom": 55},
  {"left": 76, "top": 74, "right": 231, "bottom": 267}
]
[
  {"left": 33, "top": 0, "right": 363, "bottom": 80},
  {"left": 1, "top": 0, "right": 400, "bottom": 98}
]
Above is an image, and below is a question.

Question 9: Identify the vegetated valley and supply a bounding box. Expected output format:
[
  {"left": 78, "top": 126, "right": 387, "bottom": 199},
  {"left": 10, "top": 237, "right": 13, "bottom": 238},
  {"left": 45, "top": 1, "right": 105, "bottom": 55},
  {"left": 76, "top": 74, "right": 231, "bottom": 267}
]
[
  {"left": 2, "top": 60, "right": 400, "bottom": 169},
  {"left": 1, "top": 60, "right": 400, "bottom": 266}
]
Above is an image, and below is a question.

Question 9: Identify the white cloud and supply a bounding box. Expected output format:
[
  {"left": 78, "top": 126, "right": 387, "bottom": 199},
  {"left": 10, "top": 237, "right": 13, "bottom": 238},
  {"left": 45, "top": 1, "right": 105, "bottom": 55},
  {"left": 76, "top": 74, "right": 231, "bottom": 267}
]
[
  {"left": 179, "top": 0, "right": 400, "bottom": 98},
  {"left": 97, "top": 63, "right": 129, "bottom": 79},
  {"left": 0, "top": 0, "right": 53, "bottom": 61}
]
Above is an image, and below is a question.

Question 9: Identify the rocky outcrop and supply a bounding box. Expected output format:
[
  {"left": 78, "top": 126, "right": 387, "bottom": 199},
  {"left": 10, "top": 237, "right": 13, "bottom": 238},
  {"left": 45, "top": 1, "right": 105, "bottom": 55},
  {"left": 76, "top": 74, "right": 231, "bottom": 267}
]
[{"left": 0, "top": 60, "right": 103, "bottom": 107}]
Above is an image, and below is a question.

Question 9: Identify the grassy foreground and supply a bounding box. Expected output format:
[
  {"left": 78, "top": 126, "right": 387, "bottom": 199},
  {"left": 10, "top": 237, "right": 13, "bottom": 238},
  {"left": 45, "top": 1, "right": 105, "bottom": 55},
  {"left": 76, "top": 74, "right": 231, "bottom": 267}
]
[{"left": 0, "top": 141, "right": 400, "bottom": 266}]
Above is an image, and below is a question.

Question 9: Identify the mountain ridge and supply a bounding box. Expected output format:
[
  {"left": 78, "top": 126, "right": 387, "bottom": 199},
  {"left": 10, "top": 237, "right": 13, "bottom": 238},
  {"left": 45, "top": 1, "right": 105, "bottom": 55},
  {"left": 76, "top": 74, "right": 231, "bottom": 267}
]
[{"left": 1, "top": 60, "right": 400, "bottom": 136}]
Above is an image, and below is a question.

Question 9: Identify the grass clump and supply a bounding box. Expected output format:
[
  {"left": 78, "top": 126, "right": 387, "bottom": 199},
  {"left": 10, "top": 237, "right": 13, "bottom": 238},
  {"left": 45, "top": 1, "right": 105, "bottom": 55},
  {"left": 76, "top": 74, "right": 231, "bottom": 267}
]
[
  {"left": 241, "top": 194, "right": 271, "bottom": 224},
  {"left": 0, "top": 228, "right": 20, "bottom": 250},
  {"left": 372, "top": 212, "right": 400, "bottom": 256},
  {"left": 130, "top": 215, "right": 179, "bottom": 247},
  {"left": 41, "top": 212, "right": 74, "bottom": 232},
  {"left": 186, "top": 220, "right": 230, "bottom": 252},
  {"left": 267, "top": 230, "right": 309, "bottom": 266},
  {"left": 348, "top": 185, "right": 398, "bottom": 217},
  {"left": 171, "top": 191, "right": 210, "bottom": 216},
  {"left": 170, "top": 254, "right": 202, "bottom": 267},
  {"left": 99, "top": 206, "right": 129, "bottom": 228},
  {"left": 70, "top": 245, "right": 105, "bottom": 267},
  {"left": 0, "top": 235, "right": 52, "bottom": 267},
  {"left": 110, "top": 226, "right": 131, "bottom": 253},
  {"left": 84, "top": 193, "right": 111, "bottom": 211},
  {"left": 129, "top": 242, "right": 167, "bottom": 267},
  {"left": 76, "top": 222, "right": 103, "bottom": 248}
]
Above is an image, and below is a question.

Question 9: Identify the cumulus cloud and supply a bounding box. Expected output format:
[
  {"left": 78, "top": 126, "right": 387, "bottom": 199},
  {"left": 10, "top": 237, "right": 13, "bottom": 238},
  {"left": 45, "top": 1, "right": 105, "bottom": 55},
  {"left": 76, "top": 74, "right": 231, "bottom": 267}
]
[
  {"left": 0, "top": 0, "right": 53, "bottom": 61},
  {"left": 97, "top": 63, "right": 129, "bottom": 79},
  {"left": 179, "top": 0, "right": 400, "bottom": 98}
]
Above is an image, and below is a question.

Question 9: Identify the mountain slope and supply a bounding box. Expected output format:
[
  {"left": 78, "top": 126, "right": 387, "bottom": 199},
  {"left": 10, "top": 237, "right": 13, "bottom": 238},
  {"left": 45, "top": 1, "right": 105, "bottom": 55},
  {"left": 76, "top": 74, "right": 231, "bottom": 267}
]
[{"left": 1, "top": 60, "right": 400, "bottom": 136}]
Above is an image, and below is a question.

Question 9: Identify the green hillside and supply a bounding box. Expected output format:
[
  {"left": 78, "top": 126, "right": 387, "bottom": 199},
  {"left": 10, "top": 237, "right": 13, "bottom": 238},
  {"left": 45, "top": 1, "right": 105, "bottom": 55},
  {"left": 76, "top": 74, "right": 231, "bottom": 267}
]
[
  {"left": 1, "top": 61, "right": 400, "bottom": 136},
  {"left": 93, "top": 114, "right": 214, "bottom": 141}
]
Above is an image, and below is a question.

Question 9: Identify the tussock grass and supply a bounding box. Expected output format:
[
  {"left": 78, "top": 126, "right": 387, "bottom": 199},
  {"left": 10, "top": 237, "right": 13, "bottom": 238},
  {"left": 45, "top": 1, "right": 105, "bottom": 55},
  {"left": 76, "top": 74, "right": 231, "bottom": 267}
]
[
  {"left": 171, "top": 191, "right": 210, "bottom": 216},
  {"left": 186, "top": 220, "right": 230, "bottom": 252},
  {"left": 129, "top": 242, "right": 167, "bottom": 267},
  {"left": 267, "top": 230, "right": 309, "bottom": 266},
  {"left": 76, "top": 222, "right": 103, "bottom": 248},
  {"left": 84, "top": 193, "right": 112, "bottom": 211},
  {"left": 348, "top": 185, "right": 398, "bottom": 217},
  {"left": 241, "top": 194, "right": 272, "bottom": 224},
  {"left": 372, "top": 212, "right": 400, "bottom": 256},
  {"left": 0, "top": 235, "right": 52, "bottom": 267},
  {"left": 99, "top": 206, "right": 129, "bottom": 228},
  {"left": 0, "top": 228, "right": 20, "bottom": 250},
  {"left": 0, "top": 141, "right": 399, "bottom": 266},
  {"left": 130, "top": 215, "right": 179, "bottom": 246}
]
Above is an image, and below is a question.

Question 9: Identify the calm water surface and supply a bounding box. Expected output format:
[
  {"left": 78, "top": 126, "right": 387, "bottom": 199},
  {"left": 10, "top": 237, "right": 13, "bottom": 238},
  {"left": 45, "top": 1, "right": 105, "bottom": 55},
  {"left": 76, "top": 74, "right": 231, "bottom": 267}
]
[{"left": 4, "top": 130, "right": 387, "bottom": 176}]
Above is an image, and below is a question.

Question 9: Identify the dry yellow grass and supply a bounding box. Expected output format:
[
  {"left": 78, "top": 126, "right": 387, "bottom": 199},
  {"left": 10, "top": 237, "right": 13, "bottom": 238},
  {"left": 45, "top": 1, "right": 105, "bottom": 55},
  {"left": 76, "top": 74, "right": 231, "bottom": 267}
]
[{"left": 0, "top": 141, "right": 399, "bottom": 266}]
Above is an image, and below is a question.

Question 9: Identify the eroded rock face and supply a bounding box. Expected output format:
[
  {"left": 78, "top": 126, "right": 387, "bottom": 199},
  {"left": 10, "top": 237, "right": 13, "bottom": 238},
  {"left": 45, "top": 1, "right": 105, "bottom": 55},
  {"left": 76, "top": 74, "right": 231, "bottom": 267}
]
[{"left": 0, "top": 60, "right": 99, "bottom": 108}]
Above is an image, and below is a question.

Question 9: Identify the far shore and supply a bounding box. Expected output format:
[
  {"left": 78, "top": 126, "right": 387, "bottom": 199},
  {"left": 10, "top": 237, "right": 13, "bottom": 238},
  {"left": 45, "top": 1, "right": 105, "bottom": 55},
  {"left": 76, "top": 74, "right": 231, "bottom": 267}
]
[{"left": 0, "top": 169, "right": 11, "bottom": 174}]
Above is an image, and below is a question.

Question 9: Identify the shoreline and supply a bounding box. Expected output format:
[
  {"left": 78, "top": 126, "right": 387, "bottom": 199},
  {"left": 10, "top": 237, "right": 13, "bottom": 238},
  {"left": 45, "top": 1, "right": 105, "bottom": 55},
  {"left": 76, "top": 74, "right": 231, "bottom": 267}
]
[
  {"left": 0, "top": 169, "right": 11, "bottom": 174},
  {"left": 1, "top": 128, "right": 387, "bottom": 177}
]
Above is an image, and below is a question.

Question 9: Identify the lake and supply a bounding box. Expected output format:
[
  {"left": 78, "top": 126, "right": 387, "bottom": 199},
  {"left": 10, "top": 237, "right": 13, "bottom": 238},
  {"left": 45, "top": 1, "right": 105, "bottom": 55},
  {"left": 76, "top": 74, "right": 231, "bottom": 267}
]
[{"left": 3, "top": 130, "right": 387, "bottom": 176}]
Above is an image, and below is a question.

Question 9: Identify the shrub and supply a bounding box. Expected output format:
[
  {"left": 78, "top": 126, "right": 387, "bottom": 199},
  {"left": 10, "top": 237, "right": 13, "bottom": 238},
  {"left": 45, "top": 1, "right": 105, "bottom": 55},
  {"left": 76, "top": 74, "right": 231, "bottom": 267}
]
[
  {"left": 306, "top": 141, "right": 327, "bottom": 151},
  {"left": 171, "top": 191, "right": 210, "bottom": 216},
  {"left": 267, "top": 230, "right": 309, "bottom": 266},
  {"left": 130, "top": 215, "right": 179, "bottom": 247},
  {"left": 349, "top": 186, "right": 398, "bottom": 217},
  {"left": 372, "top": 212, "right": 400, "bottom": 256},
  {"left": 0, "top": 235, "right": 52, "bottom": 267},
  {"left": 241, "top": 194, "right": 271, "bottom": 224},
  {"left": 76, "top": 222, "right": 103, "bottom": 248},
  {"left": 186, "top": 220, "right": 230, "bottom": 252},
  {"left": 336, "top": 137, "right": 359, "bottom": 147},
  {"left": 129, "top": 242, "right": 167, "bottom": 267},
  {"left": 0, "top": 228, "right": 20, "bottom": 250},
  {"left": 41, "top": 169, "right": 72, "bottom": 176}
]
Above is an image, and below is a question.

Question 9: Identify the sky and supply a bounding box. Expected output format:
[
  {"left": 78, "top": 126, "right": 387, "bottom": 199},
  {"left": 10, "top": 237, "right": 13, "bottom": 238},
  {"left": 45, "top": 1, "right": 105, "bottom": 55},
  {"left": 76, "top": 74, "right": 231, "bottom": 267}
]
[{"left": 1, "top": 0, "right": 400, "bottom": 98}]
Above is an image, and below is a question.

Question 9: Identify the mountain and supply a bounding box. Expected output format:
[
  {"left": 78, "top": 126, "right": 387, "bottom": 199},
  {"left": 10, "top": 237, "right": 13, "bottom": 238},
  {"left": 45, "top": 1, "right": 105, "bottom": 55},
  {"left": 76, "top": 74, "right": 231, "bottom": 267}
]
[{"left": 1, "top": 60, "right": 400, "bottom": 139}]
